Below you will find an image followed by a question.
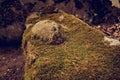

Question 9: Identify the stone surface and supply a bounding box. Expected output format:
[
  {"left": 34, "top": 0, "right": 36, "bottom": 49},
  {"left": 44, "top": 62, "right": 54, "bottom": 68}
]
[
  {"left": 31, "top": 20, "right": 66, "bottom": 45},
  {"left": 104, "top": 36, "right": 120, "bottom": 46}
]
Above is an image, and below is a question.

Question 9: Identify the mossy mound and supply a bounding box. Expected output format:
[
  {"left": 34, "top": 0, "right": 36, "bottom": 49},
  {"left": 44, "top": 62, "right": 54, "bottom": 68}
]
[{"left": 23, "top": 11, "right": 120, "bottom": 80}]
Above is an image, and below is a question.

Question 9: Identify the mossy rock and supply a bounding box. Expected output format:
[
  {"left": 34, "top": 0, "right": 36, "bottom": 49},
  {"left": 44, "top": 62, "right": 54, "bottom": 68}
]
[{"left": 23, "top": 11, "right": 120, "bottom": 80}]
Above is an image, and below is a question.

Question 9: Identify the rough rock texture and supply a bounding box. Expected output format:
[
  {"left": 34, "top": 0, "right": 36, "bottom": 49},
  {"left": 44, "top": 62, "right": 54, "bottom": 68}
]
[
  {"left": 31, "top": 20, "right": 66, "bottom": 45},
  {"left": 23, "top": 12, "right": 120, "bottom": 80}
]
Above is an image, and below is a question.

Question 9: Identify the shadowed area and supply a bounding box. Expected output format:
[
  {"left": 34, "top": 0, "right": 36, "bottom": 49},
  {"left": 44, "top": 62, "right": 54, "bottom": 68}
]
[{"left": 0, "top": 46, "right": 25, "bottom": 80}]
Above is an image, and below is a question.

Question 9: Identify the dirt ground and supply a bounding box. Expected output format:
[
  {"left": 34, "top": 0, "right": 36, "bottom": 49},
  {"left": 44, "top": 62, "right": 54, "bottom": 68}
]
[{"left": 0, "top": 46, "right": 24, "bottom": 80}]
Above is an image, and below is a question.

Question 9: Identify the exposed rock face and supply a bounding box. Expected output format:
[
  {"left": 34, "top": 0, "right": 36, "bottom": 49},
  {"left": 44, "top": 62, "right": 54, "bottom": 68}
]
[
  {"left": 23, "top": 12, "right": 120, "bottom": 80},
  {"left": 31, "top": 20, "right": 66, "bottom": 45}
]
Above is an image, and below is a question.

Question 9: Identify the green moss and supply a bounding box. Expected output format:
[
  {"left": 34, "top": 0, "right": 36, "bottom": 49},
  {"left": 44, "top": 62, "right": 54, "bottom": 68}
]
[{"left": 23, "top": 12, "right": 120, "bottom": 80}]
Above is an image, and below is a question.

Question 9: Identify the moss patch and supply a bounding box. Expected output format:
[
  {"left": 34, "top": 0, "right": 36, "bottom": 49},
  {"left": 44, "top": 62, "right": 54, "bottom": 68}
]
[{"left": 23, "top": 11, "right": 120, "bottom": 80}]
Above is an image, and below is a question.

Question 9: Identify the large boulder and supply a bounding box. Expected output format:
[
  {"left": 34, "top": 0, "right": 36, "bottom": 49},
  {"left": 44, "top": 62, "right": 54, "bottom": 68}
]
[{"left": 23, "top": 11, "right": 120, "bottom": 80}]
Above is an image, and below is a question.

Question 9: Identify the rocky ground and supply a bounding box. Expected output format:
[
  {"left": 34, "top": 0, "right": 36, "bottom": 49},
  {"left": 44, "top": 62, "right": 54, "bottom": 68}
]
[{"left": 0, "top": 46, "right": 24, "bottom": 80}]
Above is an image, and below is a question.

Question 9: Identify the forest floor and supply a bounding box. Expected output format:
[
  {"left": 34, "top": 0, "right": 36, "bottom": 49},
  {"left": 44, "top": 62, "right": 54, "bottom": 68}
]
[{"left": 0, "top": 46, "right": 24, "bottom": 80}]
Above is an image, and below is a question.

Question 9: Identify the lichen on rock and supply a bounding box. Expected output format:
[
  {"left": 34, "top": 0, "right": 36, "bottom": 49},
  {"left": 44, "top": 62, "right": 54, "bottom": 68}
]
[
  {"left": 23, "top": 11, "right": 120, "bottom": 80},
  {"left": 31, "top": 20, "right": 67, "bottom": 45}
]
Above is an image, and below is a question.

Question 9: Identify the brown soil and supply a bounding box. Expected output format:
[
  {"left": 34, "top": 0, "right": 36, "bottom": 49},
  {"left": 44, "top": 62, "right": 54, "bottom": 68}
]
[{"left": 0, "top": 46, "right": 24, "bottom": 80}]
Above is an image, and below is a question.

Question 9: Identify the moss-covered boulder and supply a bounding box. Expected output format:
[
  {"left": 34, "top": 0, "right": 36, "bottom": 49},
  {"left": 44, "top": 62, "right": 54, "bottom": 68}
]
[{"left": 23, "top": 11, "right": 120, "bottom": 80}]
